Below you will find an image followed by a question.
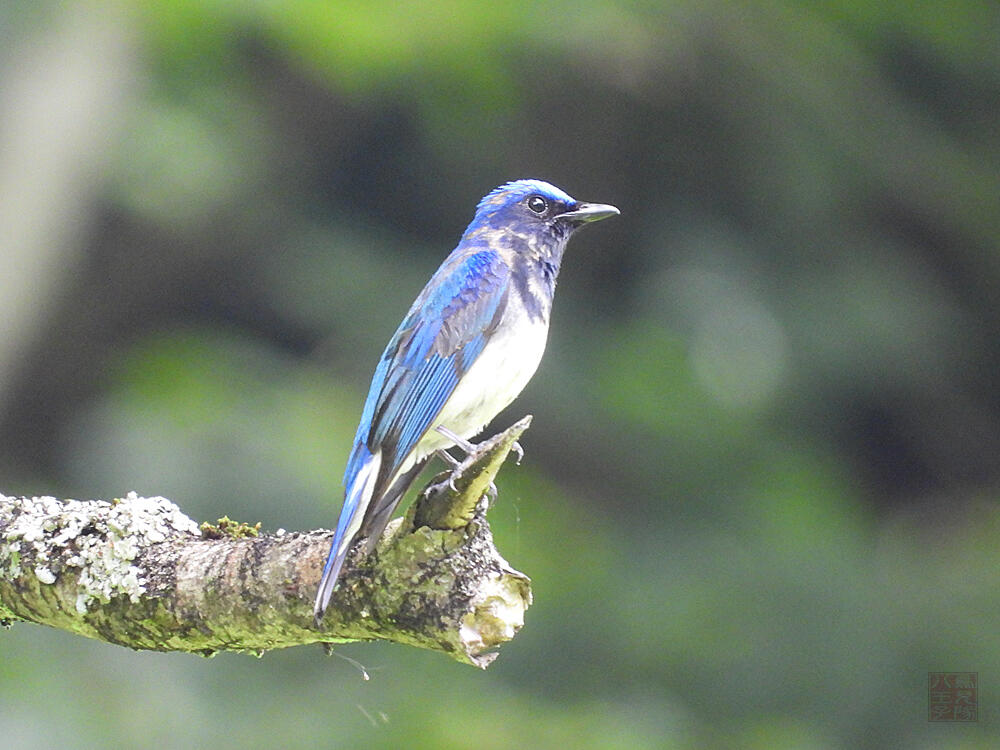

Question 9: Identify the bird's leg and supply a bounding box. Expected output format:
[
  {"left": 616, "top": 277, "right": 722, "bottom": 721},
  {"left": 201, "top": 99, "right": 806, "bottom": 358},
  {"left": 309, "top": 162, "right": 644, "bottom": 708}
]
[
  {"left": 435, "top": 425, "right": 477, "bottom": 454},
  {"left": 435, "top": 448, "right": 460, "bottom": 468},
  {"left": 434, "top": 448, "right": 467, "bottom": 491},
  {"left": 435, "top": 425, "right": 500, "bottom": 495}
]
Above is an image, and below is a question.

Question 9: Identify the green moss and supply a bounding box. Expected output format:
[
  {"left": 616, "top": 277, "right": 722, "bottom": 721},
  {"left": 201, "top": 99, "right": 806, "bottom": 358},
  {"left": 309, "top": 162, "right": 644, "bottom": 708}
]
[
  {"left": 199, "top": 516, "right": 261, "bottom": 539},
  {"left": 0, "top": 599, "right": 20, "bottom": 625}
]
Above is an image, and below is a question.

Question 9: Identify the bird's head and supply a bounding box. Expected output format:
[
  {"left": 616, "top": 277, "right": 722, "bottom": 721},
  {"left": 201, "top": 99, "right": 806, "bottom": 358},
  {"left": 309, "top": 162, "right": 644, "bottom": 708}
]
[{"left": 465, "top": 179, "right": 619, "bottom": 247}]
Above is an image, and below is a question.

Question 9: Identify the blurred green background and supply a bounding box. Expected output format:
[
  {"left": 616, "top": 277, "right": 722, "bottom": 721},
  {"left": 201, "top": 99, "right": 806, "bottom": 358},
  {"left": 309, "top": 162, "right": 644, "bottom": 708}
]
[{"left": 1, "top": 1, "right": 998, "bottom": 748}]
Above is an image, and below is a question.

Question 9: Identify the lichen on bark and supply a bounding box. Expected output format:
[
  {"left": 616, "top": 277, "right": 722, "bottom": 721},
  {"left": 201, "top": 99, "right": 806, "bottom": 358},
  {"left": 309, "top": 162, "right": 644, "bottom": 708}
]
[{"left": 0, "top": 417, "right": 533, "bottom": 668}]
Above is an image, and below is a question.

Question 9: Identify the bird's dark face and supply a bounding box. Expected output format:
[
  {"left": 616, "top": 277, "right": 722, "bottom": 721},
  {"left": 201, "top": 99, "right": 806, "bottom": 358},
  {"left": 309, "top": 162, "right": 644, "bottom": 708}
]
[{"left": 467, "top": 180, "right": 619, "bottom": 245}]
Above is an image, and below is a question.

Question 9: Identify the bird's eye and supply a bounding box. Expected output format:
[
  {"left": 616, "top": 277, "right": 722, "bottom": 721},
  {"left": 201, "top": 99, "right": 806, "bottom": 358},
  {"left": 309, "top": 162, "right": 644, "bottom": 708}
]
[{"left": 526, "top": 195, "right": 548, "bottom": 215}]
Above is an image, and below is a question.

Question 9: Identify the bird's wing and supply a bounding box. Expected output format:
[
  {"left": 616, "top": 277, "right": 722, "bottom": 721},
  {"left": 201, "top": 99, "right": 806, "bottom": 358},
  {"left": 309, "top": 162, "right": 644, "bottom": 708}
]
[{"left": 348, "top": 249, "right": 510, "bottom": 495}]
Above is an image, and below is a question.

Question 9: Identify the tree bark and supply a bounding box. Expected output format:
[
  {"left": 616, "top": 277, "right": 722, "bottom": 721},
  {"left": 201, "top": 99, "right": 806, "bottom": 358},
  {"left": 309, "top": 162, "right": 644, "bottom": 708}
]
[{"left": 0, "top": 418, "right": 533, "bottom": 668}]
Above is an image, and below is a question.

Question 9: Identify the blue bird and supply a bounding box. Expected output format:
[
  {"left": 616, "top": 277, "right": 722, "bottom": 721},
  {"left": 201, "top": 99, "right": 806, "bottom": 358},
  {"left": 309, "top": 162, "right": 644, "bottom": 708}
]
[{"left": 314, "top": 179, "right": 618, "bottom": 622}]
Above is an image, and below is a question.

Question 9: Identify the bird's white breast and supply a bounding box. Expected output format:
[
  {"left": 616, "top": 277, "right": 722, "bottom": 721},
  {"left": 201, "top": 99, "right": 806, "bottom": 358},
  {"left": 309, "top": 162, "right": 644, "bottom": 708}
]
[{"left": 422, "top": 302, "right": 549, "bottom": 457}]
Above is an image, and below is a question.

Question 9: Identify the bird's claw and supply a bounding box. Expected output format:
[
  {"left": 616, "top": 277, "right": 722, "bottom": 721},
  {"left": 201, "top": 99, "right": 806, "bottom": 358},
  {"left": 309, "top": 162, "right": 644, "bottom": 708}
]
[
  {"left": 435, "top": 424, "right": 521, "bottom": 496},
  {"left": 511, "top": 440, "right": 524, "bottom": 465}
]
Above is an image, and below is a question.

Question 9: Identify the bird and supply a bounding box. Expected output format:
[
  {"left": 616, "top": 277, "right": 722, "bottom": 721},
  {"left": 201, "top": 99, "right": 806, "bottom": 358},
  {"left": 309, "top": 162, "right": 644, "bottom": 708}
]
[{"left": 314, "top": 179, "right": 619, "bottom": 623}]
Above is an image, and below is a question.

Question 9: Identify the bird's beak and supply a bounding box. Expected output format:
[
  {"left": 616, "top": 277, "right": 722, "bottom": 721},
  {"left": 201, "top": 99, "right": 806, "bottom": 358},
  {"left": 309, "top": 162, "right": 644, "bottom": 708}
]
[{"left": 558, "top": 202, "right": 620, "bottom": 224}]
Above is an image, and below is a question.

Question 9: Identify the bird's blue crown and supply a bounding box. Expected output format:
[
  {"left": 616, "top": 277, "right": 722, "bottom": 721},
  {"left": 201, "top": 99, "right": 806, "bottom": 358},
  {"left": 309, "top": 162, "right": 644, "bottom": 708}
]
[
  {"left": 464, "top": 179, "right": 580, "bottom": 241},
  {"left": 475, "top": 179, "right": 575, "bottom": 214}
]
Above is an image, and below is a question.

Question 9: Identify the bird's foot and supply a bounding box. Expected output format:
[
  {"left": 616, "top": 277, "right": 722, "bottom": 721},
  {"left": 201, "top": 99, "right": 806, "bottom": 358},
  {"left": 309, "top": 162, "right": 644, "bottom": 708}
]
[
  {"left": 435, "top": 426, "right": 510, "bottom": 496},
  {"left": 435, "top": 448, "right": 465, "bottom": 491},
  {"left": 435, "top": 426, "right": 526, "bottom": 464}
]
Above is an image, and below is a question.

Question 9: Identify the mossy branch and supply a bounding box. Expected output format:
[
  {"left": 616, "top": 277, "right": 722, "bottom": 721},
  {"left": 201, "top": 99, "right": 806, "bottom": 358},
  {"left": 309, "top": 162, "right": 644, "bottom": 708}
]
[{"left": 0, "top": 417, "right": 533, "bottom": 668}]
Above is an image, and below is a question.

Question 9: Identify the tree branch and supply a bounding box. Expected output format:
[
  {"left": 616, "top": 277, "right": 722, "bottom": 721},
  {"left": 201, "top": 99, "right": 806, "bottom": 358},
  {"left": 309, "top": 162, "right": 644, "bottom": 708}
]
[{"left": 0, "top": 417, "right": 533, "bottom": 668}]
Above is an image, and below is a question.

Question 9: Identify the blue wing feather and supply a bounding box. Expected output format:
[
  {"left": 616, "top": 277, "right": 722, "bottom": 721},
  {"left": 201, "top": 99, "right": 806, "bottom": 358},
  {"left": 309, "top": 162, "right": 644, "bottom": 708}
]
[
  {"left": 316, "top": 249, "right": 510, "bottom": 621},
  {"left": 353, "top": 249, "right": 509, "bottom": 483}
]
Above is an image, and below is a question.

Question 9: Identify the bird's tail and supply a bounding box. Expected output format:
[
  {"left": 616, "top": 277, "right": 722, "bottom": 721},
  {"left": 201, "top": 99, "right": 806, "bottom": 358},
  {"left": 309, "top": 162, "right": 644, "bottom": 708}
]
[{"left": 314, "top": 446, "right": 381, "bottom": 624}]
